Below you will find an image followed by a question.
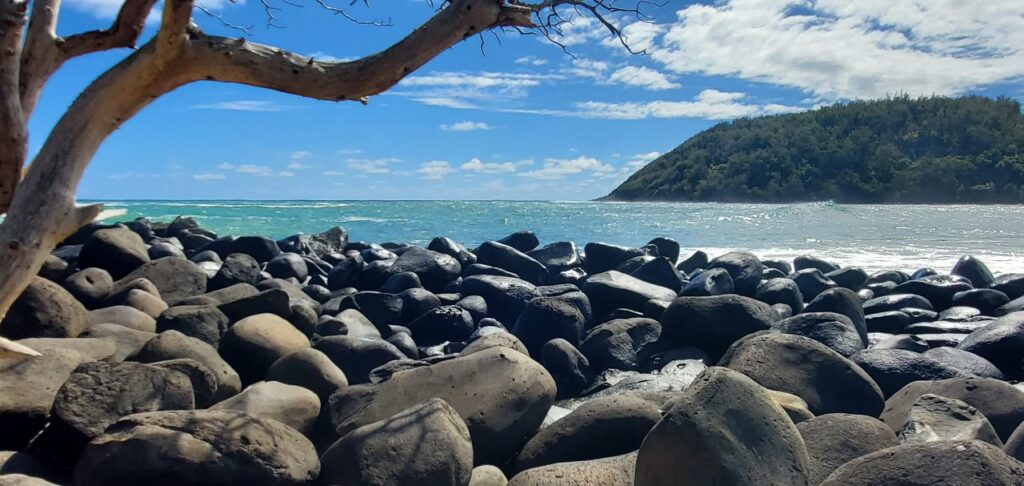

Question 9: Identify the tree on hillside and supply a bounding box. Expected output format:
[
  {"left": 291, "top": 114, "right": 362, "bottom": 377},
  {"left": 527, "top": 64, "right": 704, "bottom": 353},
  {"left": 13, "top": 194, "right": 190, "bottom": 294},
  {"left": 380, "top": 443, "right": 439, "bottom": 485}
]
[{"left": 0, "top": 0, "right": 655, "bottom": 329}]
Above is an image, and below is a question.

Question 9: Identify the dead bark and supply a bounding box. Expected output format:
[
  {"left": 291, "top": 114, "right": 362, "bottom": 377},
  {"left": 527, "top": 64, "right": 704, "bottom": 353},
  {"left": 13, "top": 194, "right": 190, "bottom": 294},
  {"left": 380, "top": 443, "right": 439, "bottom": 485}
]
[{"left": 0, "top": 0, "right": 27, "bottom": 214}]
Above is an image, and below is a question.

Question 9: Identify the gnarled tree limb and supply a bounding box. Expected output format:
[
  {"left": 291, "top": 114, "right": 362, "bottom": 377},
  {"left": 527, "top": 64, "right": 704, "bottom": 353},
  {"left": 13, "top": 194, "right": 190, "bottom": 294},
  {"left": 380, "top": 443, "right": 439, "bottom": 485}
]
[{"left": 0, "top": 0, "right": 27, "bottom": 214}]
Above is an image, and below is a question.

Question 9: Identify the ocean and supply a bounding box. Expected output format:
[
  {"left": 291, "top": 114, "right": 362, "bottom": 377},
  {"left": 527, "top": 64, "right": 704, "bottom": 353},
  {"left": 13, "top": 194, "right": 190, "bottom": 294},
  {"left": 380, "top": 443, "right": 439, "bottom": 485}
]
[{"left": 91, "top": 200, "right": 1024, "bottom": 274}]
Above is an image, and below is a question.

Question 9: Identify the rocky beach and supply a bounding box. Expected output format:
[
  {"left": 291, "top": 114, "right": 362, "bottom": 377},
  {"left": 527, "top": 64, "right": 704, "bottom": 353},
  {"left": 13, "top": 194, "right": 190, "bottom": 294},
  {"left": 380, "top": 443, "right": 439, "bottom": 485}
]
[{"left": 2, "top": 215, "right": 1024, "bottom": 485}]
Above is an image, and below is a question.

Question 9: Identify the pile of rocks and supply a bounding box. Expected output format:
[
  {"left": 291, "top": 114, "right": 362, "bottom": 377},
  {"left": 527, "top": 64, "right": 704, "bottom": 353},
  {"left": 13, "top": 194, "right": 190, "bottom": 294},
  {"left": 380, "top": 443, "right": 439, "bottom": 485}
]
[{"left": 1, "top": 215, "right": 1023, "bottom": 485}]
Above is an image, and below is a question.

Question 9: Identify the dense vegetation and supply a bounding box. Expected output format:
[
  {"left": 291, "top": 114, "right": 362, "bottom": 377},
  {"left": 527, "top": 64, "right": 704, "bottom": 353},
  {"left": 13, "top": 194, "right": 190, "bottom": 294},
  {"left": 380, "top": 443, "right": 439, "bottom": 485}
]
[{"left": 605, "top": 96, "right": 1024, "bottom": 203}]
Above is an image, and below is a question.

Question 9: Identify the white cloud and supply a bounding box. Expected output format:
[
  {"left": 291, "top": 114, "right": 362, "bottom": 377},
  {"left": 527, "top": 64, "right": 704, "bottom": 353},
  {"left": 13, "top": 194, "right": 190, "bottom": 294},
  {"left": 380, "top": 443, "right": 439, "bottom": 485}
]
[
  {"left": 608, "top": 66, "right": 680, "bottom": 90},
  {"left": 568, "top": 58, "right": 610, "bottom": 80},
  {"left": 440, "top": 121, "right": 493, "bottom": 131},
  {"left": 652, "top": 0, "right": 1024, "bottom": 99},
  {"left": 460, "top": 158, "right": 520, "bottom": 173},
  {"left": 192, "top": 100, "right": 291, "bottom": 112},
  {"left": 547, "top": 14, "right": 607, "bottom": 46},
  {"left": 570, "top": 89, "right": 802, "bottom": 120},
  {"left": 278, "top": 171, "right": 296, "bottom": 177},
  {"left": 193, "top": 173, "right": 226, "bottom": 180},
  {"left": 520, "top": 156, "right": 615, "bottom": 180},
  {"left": 401, "top": 72, "right": 559, "bottom": 90},
  {"left": 307, "top": 51, "right": 356, "bottom": 63},
  {"left": 417, "top": 161, "right": 454, "bottom": 180},
  {"left": 287, "top": 162, "right": 312, "bottom": 169},
  {"left": 604, "top": 21, "right": 665, "bottom": 53},
  {"left": 290, "top": 150, "right": 311, "bottom": 159},
  {"left": 622, "top": 151, "right": 661, "bottom": 174},
  {"left": 515, "top": 56, "right": 549, "bottom": 66},
  {"left": 216, "top": 162, "right": 235, "bottom": 170},
  {"left": 338, "top": 148, "right": 362, "bottom": 155},
  {"left": 346, "top": 157, "right": 401, "bottom": 175},
  {"left": 413, "top": 97, "right": 478, "bottom": 109},
  {"left": 236, "top": 164, "right": 274, "bottom": 176}
]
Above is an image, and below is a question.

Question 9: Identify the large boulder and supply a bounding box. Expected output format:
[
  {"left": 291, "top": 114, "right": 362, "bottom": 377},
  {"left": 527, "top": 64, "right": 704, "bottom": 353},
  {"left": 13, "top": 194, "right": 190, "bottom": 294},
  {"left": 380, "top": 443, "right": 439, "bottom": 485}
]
[
  {"left": 0, "top": 349, "right": 94, "bottom": 450},
  {"left": 880, "top": 377, "right": 1024, "bottom": 443},
  {"left": 707, "top": 251, "right": 763, "bottom": 295},
  {"left": 796, "top": 413, "right": 898, "bottom": 485},
  {"left": 527, "top": 242, "right": 581, "bottom": 272},
  {"left": 461, "top": 275, "right": 540, "bottom": 326},
  {"left": 87, "top": 323, "right": 156, "bottom": 361},
  {"left": 539, "top": 338, "right": 592, "bottom": 398},
  {"left": 851, "top": 349, "right": 967, "bottom": 397},
  {"left": 515, "top": 395, "right": 660, "bottom": 472},
  {"left": 583, "top": 242, "right": 645, "bottom": 274},
  {"left": 820, "top": 440, "right": 1024, "bottom": 485},
  {"left": 514, "top": 297, "right": 586, "bottom": 355},
  {"left": 387, "top": 247, "right": 461, "bottom": 292},
  {"left": 208, "top": 253, "right": 261, "bottom": 291},
  {"left": 634, "top": 367, "right": 811, "bottom": 486},
  {"left": 210, "top": 381, "right": 320, "bottom": 434},
  {"left": 406, "top": 305, "right": 475, "bottom": 345},
  {"left": 754, "top": 278, "right": 803, "bottom": 312},
  {"left": 579, "top": 317, "right": 661, "bottom": 372},
  {"left": 265, "top": 253, "right": 308, "bottom": 281},
  {"left": 1, "top": 277, "right": 88, "bottom": 339},
  {"left": 320, "top": 398, "right": 472, "bottom": 486},
  {"left": 133, "top": 330, "right": 241, "bottom": 402},
  {"left": 29, "top": 361, "right": 194, "bottom": 465},
  {"left": 219, "top": 313, "right": 310, "bottom": 385},
  {"left": 863, "top": 293, "right": 934, "bottom": 314},
  {"left": 721, "top": 333, "right": 885, "bottom": 416},
  {"left": 895, "top": 393, "right": 1002, "bottom": 446},
  {"left": 313, "top": 336, "right": 405, "bottom": 384},
  {"left": 895, "top": 276, "right": 974, "bottom": 311},
  {"left": 63, "top": 267, "right": 113, "bottom": 308},
  {"left": 477, "top": 241, "right": 547, "bottom": 285},
  {"left": 267, "top": 348, "right": 348, "bottom": 403},
  {"left": 74, "top": 409, "right": 319, "bottom": 485},
  {"left": 659, "top": 295, "right": 776, "bottom": 359},
  {"left": 957, "top": 311, "right": 1024, "bottom": 377},
  {"left": 330, "top": 346, "right": 555, "bottom": 465},
  {"left": 923, "top": 346, "right": 1005, "bottom": 379},
  {"left": 951, "top": 255, "right": 996, "bottom": 288},
  {"left": 583, "top": 271, "right": 676, "bottom": 316},
  {"left": 509, "top": 452, "right": 636, "bottom": 486},
  {"left": 804, "top": 287, "right": 868, "bottom": 346},
  {"left": 155, "top": 305, "right": 228, "bottom": 347},
  {"left": 773, "top": 312, "right": 863, "bottom": 357},
  {"left": 78, "top": 227, "right": 150, "bottom": 279},
  {"left": 112, "top": 257, "right": 206, "bottom": 305}
]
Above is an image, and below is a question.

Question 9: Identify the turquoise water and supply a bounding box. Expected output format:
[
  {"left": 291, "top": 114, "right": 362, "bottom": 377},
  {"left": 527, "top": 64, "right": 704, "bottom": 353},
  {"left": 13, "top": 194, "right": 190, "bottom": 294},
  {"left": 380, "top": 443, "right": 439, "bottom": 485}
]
[{"left": 91, "top": 200, "right": 1024, "bottom": 274}]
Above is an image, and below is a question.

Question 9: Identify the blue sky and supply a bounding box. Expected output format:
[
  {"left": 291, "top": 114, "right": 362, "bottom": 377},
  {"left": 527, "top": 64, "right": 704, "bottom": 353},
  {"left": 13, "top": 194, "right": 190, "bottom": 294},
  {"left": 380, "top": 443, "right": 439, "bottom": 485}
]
[{"left": 32, "top": 0, "right": 1024, "bottom": 200}]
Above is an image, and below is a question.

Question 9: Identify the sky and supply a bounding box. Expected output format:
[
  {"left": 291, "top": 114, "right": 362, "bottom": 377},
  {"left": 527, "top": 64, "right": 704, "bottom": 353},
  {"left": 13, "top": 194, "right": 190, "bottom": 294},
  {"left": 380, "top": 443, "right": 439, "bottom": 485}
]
[{"left": 30, "top": 0, "right": 1024, "bottom": 200}]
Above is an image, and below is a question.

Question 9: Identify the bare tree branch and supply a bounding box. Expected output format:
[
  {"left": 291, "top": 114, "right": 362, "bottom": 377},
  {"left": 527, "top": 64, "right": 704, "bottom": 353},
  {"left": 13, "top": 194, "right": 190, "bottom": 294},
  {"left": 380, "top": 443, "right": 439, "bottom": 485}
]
[
  {"left": 0, "top": 0, "right": 27, "bottom": 214},
  {"left": 61, "top": 0, "right": 160, "bottom": 58},
  {"left": 157, "top": 0, "right": 196, "bottom": 53}
]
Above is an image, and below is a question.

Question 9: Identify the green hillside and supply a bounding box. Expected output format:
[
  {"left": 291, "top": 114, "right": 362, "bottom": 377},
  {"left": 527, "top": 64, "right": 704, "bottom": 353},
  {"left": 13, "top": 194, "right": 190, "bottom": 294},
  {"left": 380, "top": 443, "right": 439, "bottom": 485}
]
[{"left": 605, "top": 96, "right": 1024, "bottom": 203}]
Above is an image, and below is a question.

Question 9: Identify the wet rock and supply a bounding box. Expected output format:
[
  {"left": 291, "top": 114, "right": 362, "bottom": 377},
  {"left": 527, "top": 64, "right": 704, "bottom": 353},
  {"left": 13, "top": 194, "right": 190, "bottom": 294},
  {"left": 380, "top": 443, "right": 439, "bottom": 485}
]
[
  {"left": 2, "top": 277, "right": 88, "bottom": 339},
  {"left": 539, "top": 338, "right": 592, "bottom": 398},
  {"left": 427, "top": 237, "right": 476, "bottom": 268},
  {"left": 895, "top": 276, "right": 974, "bottom": 311},
  {"left": 997, "top": 295, "right": 1024, "bottom": 315},
  {"left": 660, "top": 295, "right": 776, "bottom": 359},
  {"left": 957, "top": 311, "right": 1024, "bottom": 377},
  {"left": 820, "top": 440, "right": 1024, "bottom": 485},
  {"left": 462, "top": 275, "right": 540, "bottom": 326},
  {"left": 583, "top": 242, "right": 645, "bottom": 274},
  {"left": 992, "top": 273, "right": 1024, "bottom": 300},
  {"left": 952, "top": 255, "right": 996, "bottom": 288},
  {"left": 863, "top": 293, "right": 934, "bottom": 314},
  {"left": 497, "top": 231, "right": 540, "bottom": 253},
  {"left": 527, "top": 242, "right": 581, "bottom": 272},
  {"left": 634, "top": 367, "right": 811, "bottom": 486},
  {"left": 825, "top": 266, "right": 869, "bottom": 290},
  {"left": 630, "top": 258, "right": 684, "bottom": 292},
  {"left": 852, "top": 348, "right": 967, "bottom": 397},
  {"left": 952, "top": 289, "right": 1009, "bottom": 315},
  {"left": 516, "top": 395, "right": 660, "bottom": 472},
  {"left": 74, "top": 409, "right": 319, "bottom": 485},
  {"left": 923, "top": 346, "right": 1005, "bottom": 379},
  {"left": 580, "top": 318, "right": 661, "bottom": 372},
  {"left": 707, "top": 251, "right": 763, "bottom": 295},
  {"left": 378, "top": 271, "right": 421, "bottom": 293},
  {"left": 791, "top": 269, "right": 838, "bottom": 301},
  {"left": 754, "top": 277, "right": 803, "bottom": 312},
  {"left": 330, "top": 346, "right": 555, "bottom": 465},
  {"left": 795, "top": 255, "right": 839, "bottom": 273},
  {"left": 514, "top": 297, "right": 586, "bottom": 354},
  {"left": 583, "top": 270, "right": 676, "bottom": 317},
  {"left": 218, "top": 313, "right": 310, "bottom": 385},
  {"left": 881, "top": 377, "right": 1024, "bottom": 442},
  {"left": 871, "top": 334, "right": 929, "bottom": 352},
  {"left": 773, "top": 312, "right": 864, "bottom": 357},
  {"left": 314, "top": 336, "right": 405, "bottom": 384},
  {"left": 938, "top": 305, "right": 984, "bottom": 321},
  {"left": 478, "top": 241, "right": 547, "bottom": 285},
  {"left": 796, "top": 414, "right": 898, "bottom": 485},
  {"left": 79, "top": 227, "right": 150, "bottom": 279},
  {"left": 676, "top": 250, "right": 708, "bottom": 274},
  {"left": 386, "top": 247, "right": 462, "bottom": 292},
  {"left": 721, "top": 333, "right": 884, "bottom": 416},
  {"left": 680, "top": 267, "right": 734, "bottom": 297},
  {"left": 327, "top": 255, "right": 364, "bottom": 290},
  {"left": 866, "top": 311, "right": 913, "bottom": 333}
]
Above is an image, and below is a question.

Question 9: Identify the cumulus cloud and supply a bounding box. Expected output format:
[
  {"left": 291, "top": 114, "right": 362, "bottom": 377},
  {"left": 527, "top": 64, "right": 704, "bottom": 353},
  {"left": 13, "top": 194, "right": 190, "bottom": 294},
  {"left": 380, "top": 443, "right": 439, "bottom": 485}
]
[
  {"left": 515, "top": 56, "right": 549, "bottom": 66},
  {"left": 460, "top": 158, "right": 521, "bottom": 173},
  {"left": 236, "top": 164, "right": 274, "bottom": 176},
  {"left": 193, "top": 173, "right": 226, "bottom": 180},
  {"left": 345, "top": 157, "right": 401, "bottom": 175},
  {"left": 417, "top": 161, "right": 455, "bottom": 180},
  {"left": 571, "top": 89, "right": 803, "bottom": 120},
  {"left": 651, "top": 0, "right": 1024, "bottom": 99},
  {"left": 216, "top": 162, "right": 235, "bottom": 170},
  {"left": 608, "top": 66, "right": 680, "bottom": 90},
  {"left": 440, "top": 121, "right": 493, "bottom": 131},
  {"left": 520, "top": 156, "right": 615, "bottom": 180},
  {"left": 622, "top": 151, "right": 661, "bottom": 173}
]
